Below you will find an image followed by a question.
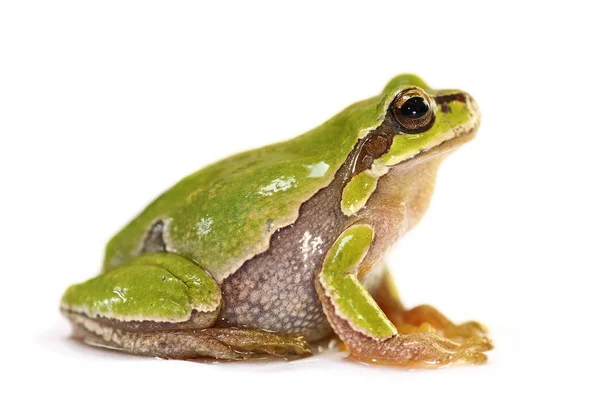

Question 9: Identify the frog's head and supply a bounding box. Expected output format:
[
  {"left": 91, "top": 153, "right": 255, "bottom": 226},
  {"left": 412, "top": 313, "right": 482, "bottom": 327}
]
[
  {"left": 370, "top": 73, "right": 480, "bottom": 169},
  {"left": 339, "top": 74, "right": 481, "bottom": 219}
]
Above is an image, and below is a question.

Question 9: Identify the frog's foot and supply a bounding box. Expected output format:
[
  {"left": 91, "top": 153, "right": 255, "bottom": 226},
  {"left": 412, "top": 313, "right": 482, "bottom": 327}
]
[
  {"left": 372, "top": 269, "right": 490, "bottom": 343},
  {"left": 65, "top": 311, "right": 310, "bottom": 360},
  {"left": 317, "top": 226, "right": 491, "bottom": 367},
  {"left": 200, "top": 327, "right": 311, "bottom": 359},
  {"left": 397, "top": 305, "right": 488, "bottom": 342},
  {"left": 61, "top": 252, "right": 310, "bottom": 360},
  {"left": 318, "top": 287, "right": 488, "bottom": 367}
]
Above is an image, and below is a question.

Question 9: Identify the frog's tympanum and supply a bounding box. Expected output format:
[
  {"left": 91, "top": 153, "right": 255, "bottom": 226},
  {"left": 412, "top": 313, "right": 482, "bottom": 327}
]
[{"left": 61, "top": 75, "right": 492, "bottom": 367}]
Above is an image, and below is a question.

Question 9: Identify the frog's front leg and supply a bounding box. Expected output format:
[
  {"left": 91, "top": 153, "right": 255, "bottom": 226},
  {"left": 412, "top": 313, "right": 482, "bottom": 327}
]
[
  {"left": 61, "top": 253, "right": 310, "bottom": 359},
  {"left": 372, "top": 269, "right": 489, "bottom": 342},
  {"left": 316, "top": 225, "right": 491, "bottom": 367}
]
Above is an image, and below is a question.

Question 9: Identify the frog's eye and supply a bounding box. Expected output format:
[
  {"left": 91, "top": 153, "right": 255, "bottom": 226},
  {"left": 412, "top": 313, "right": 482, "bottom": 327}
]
[{"left": 392, "top": 88, "right": 435, "bottom": 134}]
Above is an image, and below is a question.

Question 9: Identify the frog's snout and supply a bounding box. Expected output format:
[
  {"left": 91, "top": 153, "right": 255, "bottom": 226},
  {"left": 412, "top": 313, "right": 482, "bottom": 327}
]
[
  {"left": 464, "top": 92, "right": 481, "bottom": 123},
  {"left": 465, "top": 93, "right": 481, "bottom": 136},
  {"left": 434, "top": 91, "right": 480, "bottom": 132}
]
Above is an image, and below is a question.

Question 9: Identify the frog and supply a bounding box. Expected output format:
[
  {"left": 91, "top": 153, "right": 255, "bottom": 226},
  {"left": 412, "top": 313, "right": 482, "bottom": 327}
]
[{"left": 61, "top": 74, "right": 492, "bottom": 367}]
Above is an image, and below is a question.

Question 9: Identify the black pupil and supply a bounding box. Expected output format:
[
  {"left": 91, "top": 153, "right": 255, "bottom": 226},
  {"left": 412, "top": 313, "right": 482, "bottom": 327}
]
[{"left": 399, "top": 96, "right": 429, "bottom": 119}]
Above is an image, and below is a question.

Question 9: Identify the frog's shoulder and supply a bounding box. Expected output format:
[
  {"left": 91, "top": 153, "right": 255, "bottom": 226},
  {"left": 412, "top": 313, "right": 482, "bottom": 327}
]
[{"left": 104, "top": 90, "right": 397, "bottom": 282}]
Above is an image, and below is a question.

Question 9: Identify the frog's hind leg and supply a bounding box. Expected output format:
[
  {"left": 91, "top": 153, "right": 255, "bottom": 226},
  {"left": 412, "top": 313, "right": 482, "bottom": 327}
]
[
  {"left": 372, "top": 268, "right": 490, "bottom": 343},
  {"left": 61, "top": 252, "right": 310, "bottom": 360},
  {"left": 65, "top": 312, "right": 310, "bottom": 360}
]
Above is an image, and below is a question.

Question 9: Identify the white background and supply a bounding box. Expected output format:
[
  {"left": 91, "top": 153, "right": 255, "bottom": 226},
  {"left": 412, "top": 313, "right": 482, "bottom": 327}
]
[{"left": 1, "top": 1, "right": 599, "bottom": 398}]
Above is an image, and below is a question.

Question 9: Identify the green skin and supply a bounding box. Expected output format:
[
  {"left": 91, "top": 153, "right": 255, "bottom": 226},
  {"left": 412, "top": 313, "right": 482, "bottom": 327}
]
[{"left": 61, "top": 74, "right": 484, "bottom": 363}]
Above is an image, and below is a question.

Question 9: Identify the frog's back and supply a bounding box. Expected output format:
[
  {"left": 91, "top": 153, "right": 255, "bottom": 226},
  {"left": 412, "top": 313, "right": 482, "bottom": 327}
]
[{"left": 104, "top": 95, "right": 386, "bottom": 282}]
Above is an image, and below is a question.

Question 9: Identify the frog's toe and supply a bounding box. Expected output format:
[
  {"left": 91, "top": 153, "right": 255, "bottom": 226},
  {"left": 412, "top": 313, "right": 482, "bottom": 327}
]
[
  {"left": 203, "top": 328, "right": 312, "bottom": 358},
  {"left": 461, "top": 335, "right": 494, "bottom": 352},
  {"left": 396, "top": 332, "right": 489, "bottom": 366},
  {"left": 352, "top": 330, "right": 489, "bottom": 367},
  {"left": 408, "top": 309, "right": 490, "bottom": 343},
  {"left": 450, "top": 320, "right": 489, "bottom": 340},
  {"left": 462, "top": 320, "right": 488, "bottom": 334},
  {"left": 385, "top": 303, "right": 490, "bottom": 343}
]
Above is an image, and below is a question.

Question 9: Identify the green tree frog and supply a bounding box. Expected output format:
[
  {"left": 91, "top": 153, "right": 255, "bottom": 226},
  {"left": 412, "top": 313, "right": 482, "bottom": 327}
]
[{"left": 61, "top": 74, "right": 492, "bottom": 367}]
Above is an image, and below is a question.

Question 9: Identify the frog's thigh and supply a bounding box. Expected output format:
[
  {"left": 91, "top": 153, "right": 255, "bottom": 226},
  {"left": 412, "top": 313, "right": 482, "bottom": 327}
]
[
  {"left": 61, "top": 253, "right": 310, "bottom": 359},
  {"left": 316, "top": 226, "right": 491, "bottom": 367}
]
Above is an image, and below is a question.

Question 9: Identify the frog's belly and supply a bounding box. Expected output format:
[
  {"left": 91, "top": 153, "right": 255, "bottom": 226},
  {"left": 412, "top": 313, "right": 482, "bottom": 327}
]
[
  {"left": 218, "top": 201, "right": 344, "bottom": 341},
  {"left": 220, "top": 253, "right": 333, "bottom": 342}
]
